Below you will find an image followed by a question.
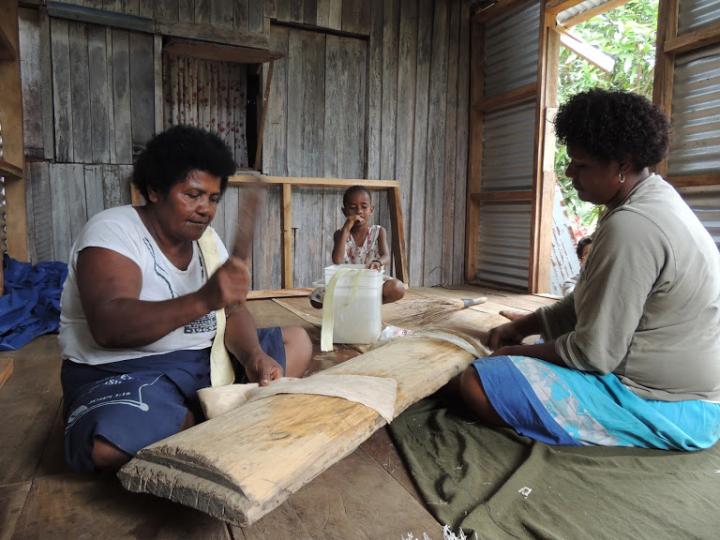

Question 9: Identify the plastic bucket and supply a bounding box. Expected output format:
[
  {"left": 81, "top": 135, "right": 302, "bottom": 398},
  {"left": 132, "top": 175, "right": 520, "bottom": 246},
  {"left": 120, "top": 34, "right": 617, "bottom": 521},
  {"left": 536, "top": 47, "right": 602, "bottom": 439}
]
[{"left": 322, "top": 264, "right": 382, "bottom": 345}]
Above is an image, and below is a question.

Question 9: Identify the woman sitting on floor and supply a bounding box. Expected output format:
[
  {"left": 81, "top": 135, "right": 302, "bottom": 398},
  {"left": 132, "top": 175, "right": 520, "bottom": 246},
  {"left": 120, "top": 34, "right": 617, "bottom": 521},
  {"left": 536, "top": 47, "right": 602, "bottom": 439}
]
[
  {"left": 459, "top": 89, "right": 720, "bottom": 451},
  {"left": 60, "top": 125, "right": 312, "bottom": 473}
]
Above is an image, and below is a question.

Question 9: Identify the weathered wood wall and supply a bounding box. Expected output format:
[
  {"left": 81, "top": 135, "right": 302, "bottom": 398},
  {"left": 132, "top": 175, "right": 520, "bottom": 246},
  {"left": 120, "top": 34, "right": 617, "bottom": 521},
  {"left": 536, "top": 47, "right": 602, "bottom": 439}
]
[{"left": 20, "top": 0, "right": 470, "bottom": 289}]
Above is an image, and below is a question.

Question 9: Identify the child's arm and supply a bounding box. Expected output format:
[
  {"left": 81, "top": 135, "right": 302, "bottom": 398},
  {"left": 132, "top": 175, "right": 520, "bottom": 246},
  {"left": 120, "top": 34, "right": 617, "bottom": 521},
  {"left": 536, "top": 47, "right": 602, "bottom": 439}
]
[
  {"left": 332, "top": 217, "right": 358, "bottom": 263},
  {"left": 374, "top": 226, "right": 391, "bottom": 267}
]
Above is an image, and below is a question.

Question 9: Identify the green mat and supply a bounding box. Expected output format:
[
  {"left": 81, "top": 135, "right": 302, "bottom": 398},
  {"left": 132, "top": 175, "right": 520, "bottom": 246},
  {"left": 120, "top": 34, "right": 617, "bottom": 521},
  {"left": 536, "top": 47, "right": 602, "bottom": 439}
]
[{"left": 388, "top": 396, "right": 720, "bottom": 539}]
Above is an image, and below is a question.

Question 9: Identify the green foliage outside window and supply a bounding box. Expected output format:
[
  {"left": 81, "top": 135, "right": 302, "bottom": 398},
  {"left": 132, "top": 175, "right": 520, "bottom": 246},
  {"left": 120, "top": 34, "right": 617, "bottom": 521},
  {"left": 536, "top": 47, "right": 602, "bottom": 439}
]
[{"left": 556, "top": 0, "right": 659, "bottom": 234}]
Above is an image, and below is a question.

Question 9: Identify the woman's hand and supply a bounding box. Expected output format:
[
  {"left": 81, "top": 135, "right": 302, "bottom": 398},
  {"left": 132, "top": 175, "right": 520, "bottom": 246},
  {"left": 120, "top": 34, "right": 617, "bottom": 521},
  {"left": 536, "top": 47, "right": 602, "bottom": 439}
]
[
  {"left": 487, "top": 322, "right": 526, "bottom": 351},
  {"left": 200, "top": 256, "right": 250, "bottom": 312},
  {"left": 243, "top": 350, "right": 283, "bottom": 386}
]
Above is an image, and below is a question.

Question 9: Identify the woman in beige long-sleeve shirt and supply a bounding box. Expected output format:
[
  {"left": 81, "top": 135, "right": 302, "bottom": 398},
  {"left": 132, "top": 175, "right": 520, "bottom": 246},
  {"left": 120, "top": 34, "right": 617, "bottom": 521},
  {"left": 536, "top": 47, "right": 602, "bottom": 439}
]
[{"left": 458, "top": 89, "right": 720, "bottom": 451}]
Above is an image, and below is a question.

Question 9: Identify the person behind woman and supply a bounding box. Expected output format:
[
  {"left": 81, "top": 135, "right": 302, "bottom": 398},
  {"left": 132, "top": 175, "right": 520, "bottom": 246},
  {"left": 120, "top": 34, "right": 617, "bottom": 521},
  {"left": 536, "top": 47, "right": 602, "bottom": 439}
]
[
  {"left": 458, "top": 88, "right": 720, "bottom": 451},
  {"left": 560, "top": 236, "right": 593, "bottom": 296},
  {"left": 60, "top": 125, "right": 313, "bottom": 473}
]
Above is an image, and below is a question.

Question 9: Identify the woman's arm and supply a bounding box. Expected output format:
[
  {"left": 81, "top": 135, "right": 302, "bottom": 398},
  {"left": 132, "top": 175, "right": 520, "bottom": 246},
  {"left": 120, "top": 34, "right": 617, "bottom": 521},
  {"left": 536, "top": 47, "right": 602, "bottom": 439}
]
[
  {"left": 224, "top": 304, "right": 282, "bottom": 385},
  {"left": 77, "top": 246, "right": 250, "bottom": 348}
]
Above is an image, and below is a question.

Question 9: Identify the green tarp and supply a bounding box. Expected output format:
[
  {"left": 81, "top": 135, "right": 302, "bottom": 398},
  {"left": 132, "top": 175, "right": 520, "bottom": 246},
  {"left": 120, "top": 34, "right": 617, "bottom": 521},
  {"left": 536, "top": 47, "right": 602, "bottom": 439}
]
[{"left": 389, "top": 396, "right": 720, "bottom": 539}]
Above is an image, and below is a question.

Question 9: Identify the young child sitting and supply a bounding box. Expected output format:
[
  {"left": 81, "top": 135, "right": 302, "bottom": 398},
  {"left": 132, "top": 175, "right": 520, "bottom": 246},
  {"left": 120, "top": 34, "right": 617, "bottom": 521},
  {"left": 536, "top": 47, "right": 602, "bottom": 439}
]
[{"left": 310, "top": 185, "right": 405, "bottom": 308}]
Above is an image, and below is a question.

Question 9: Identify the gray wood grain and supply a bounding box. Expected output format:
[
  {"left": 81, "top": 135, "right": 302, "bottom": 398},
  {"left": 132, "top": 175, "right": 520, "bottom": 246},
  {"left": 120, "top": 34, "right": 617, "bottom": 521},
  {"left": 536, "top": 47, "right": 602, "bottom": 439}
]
[
  {"left": 129, "top": 32, "right": 155, "bottom": 159},
  {"left": 423, "top": 0, "right": 449, "bottom": 286},
  {"left": 395, "top": 0, "right": 418, "bottom": 277},
  {"left": 68, "top": 22, "right": 92, "bottom": 163},
  {"left": 453, "top": 0, "right": 470, "bottom": 285},
  {"left": 83, "top": 164, "right": 105, "bottom": 219},
  {"left": 111, "top": 29, "right": 133, "bottom": 164},
  {"left": 178, "top": 0, "right": 194, "bottom": 23},
  {"left": 211, "top": 0, "right": 234, "bottom": 29},
  {"left": 234, "top": 0, "right": 249, "bottom": 31},
  {"left": 316, "top": 0, "right": 341, "bottom": 29},
  {"left": 88, "top": 25, "right": 113, "bottom": 163},
  {"left": 49, "top": 163, "right": 72, "bottom": 262},
  {"left": 19, "top": 9, "right": 44, "bottom": 158},
  {"left": 26, "top": 161, "right": 54, "bottom": 262},
  {"left": 408, "top": 0, "right": 432, "bottom": 286},
  {"left": 366, "top": 0, "right": 383, "bottom": 179},
  {"left": 50, "top": 17, "right": 73, "bottom": 162},
  {"left": 155, "top": 0, "right": 180, "bottom": 23},
  {"left": 195, "top": 0, "right": 211, "bottom": 24}
]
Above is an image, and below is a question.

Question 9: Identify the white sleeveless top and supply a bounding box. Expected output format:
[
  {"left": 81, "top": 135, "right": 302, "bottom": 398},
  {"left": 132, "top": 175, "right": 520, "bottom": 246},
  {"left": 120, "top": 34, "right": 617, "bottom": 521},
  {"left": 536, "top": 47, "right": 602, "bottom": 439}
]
[
  {"left": 344, "top": 224, "right": 383, "bottom": 265},
  {"left": 59, "top": 205, "right": 228, "bottom": 365}
]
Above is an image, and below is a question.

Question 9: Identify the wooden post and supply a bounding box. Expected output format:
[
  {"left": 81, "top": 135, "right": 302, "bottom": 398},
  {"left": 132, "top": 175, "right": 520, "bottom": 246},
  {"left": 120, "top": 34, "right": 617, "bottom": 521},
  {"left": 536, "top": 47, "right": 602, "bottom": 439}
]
[
  {"left": 387, "top": 185, "right": 408, "bottom": 283},
  {"left": 281, "top": 182, "right": 293, "bottom": 288},
  {"left": 254, "top": 60, "right": 274, "bottom": 170}
]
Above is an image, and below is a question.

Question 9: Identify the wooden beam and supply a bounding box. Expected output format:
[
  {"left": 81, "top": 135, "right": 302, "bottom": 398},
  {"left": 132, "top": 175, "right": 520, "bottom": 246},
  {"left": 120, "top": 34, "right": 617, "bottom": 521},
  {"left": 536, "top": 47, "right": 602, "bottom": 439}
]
[
  {"left": 247, "top": 288, "right": 311, "bottom": 300},
  {"left": 0, "top": 159, "right": 23, "bottom": 180},
  {"left": 556, "top": 25, "right": 615, "bottom": 73},
  {"left": 561, "top": 0, "right": 631, "bottom": 27},
  {"left": 466, "top": 21, "right": 484, "bottom": 282},
  {"left": 281, "top": 183, "right": 293, "bottom": 289},
  {"left": 387, "top": 186, "right": 409, "bottom": 284},
  {"left": 156, "top": 21, "right": 268, "bottom": 50},
  {"left": 668, "top": 174, "right": 720, "bottom": 189},
  {"left": 652, "top": 0, "right": 679, "bottom": 178},
  {"left": 254, "top": 61, "right": 274, "bottom": 170},
  {"left": 470, "top": 190, "right": 534, "bottom": 203},
  {"left": 545, "top": 0, "right": 584, "bottom": 19},
  {"left": 0, "top": 0, "right": 28, "bottom": 260},
  {"left": 163, "top": 38, "right": 283, "bottom": 64},
  {"left": 229, "top": 175, "right": 400, "bottom": 188},
  {"left": 45, "top": 1, "right": 154, "bottom": 34},
  {"left": 478, "top": 83, "right": 537, "bottom": 112},
  {"left": 664, "top": 21, "right": 720, "bottom": 55}
]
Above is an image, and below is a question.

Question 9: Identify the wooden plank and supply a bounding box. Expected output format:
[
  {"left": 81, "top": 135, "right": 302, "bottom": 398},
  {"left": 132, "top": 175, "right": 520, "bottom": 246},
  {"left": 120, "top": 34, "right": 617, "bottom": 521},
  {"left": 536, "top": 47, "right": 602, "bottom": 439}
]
[
  {"left": 423, "top": 0, "right": 449, "bottom": 286},
  {"left": 178, "top": 0, "right": 194, "bottom": 22},
  {"left": 163, "top": 41, "right": 283, "bottom": 67},
  {"left": 557, "top": 25, "right": 614, "bottom": 73},
  {"left": 102, "top": 163, "right": 132, "bottom": 208},
  {"left": 88, "top": 25, "right": 113, "bottom": 163},
  {"left": 195, "top": 0, "right": 211, "bottom": 24},
  {"left": 0, "top": 481, "right": 32, "bottom": 540},
  {"left": 46, "top": 1, "right": 154, "bottom": 33},
  {"left": 235, "top": 449, "right": 441, "bottom": 539},
  {"left": 26, "top": 161, "right": 53, "bottom": 261},
  {"left": 664, "top": 20, "right": 720, "bottom": 55},
  {"left": 441, "top": 0, "right": 461, "bottom": 285},
  {"left": 129, "top": 32, "right": 155, "bottom": 159},
  {"left": 50, "top": 17, "right": 73, "bottom": 162},
  {"left": 315, "top": 0, "right": 341, "bottom": 30},
  {"left": 303, "top": 0, "right": 317, "bottom": 25},
  {"left": 652, "top": 0, "right": 678, "bottom": 178},
  {"left": 388, "top": 186, "right": 408, "bottom": 283},
  {"left": 479, "top": 82, "right": 537, "bottom": 112},
  {"left": 111, "top": 29, "right": 132, "bottom": 164},
  {"left": 365, "top": 0, "right": 383, "bottom": 179},
  {"left": 231, "top": 176, "right": 400, "bottom": 188},
  {"left": 155, "top": 20, "right": 269, "bottom": 52},
  {"left": 562, "top": 0, "right": 631, "bottom": 27},
  {"left": 67, "top": 163, "right": 88, "bottom": 246},
  {"left": 380, "top": 0, "right": 399, "bottom": 181},
  {"left": 119, "top": 308, "right": 505, "bottom": 526},
  {"left": 155, "top": 0, "right": 180, "bottom": 23},
  {"left": 466, "top": 21, "right": 484, "bottom": 281},
  {"left": 248, "top": 0, "right": 264, "bottom": 33},
  {"left": 211, "top": 0, "right": 235, "bottom": 30},
  {"left": 341, "top": 0, "right": 366, "bottom": 34},
  {"left": 669, "top": 174, "right": 720, "bottom": 188},
  {"left": 153, "top": 34, "right": 163, "bottom": 135},
  {"left": 286, "top": 29, "right": 325, "bottom": 287},
  {"left": 395, "top": 0, "right": 417, "bottom": 275},
  {"left": 84, "top": 164, "right": 105, "bottom": 219},
  {"left": 18, "top": 9, "right": 44, "bottom": 157},
  {"left": 13, "top": 473, "right": 231, "bottom": 539},
  {"left": 0, "top": 336, "right": 62, "bottom": 484},
  {"left": 254, "top": 61, "right": 274, "bottom": 169},
  {"left": 281, "top": 183, "right": 293, "bottom": 288},
  {"left": 408, "top": 0, "right": 433, "bottom": 286},
  {"left": 453, "top": 0, "right": 471, "bottom": 285},
  {"left": 68, "top": 21, "right": 92, "bottom": 163},
  {"left": 48, "top": 164, "right": 70, "bottom": 262}
]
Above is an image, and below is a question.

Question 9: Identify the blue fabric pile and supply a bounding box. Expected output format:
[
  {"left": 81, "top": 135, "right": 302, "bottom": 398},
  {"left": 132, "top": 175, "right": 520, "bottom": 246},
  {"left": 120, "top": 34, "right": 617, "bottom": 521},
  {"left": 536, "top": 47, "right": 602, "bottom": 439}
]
[{"left": 0, "top": 254, "right": 68, "bottom": 350}]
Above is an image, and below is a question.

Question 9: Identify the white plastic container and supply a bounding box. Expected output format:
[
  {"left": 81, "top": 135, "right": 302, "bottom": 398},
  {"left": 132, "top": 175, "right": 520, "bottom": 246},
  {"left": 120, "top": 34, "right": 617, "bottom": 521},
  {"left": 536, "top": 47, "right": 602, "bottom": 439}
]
[{"left": 322, "top": 264, "right": 382, "bottom": 345}]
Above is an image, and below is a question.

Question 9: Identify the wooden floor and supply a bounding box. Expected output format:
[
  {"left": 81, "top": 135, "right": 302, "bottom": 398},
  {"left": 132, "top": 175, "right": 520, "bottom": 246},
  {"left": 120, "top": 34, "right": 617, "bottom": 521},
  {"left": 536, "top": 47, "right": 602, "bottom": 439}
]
[{"left": 0, "top": 285, "right": 555, "bottom": 540}]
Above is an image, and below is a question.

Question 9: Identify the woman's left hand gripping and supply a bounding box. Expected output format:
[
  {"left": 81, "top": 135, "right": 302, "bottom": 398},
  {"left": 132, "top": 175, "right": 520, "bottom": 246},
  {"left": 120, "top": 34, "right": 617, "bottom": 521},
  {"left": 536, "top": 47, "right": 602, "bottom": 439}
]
[{"left": 245, "top": 350, "right": 283, "bottom": 386}]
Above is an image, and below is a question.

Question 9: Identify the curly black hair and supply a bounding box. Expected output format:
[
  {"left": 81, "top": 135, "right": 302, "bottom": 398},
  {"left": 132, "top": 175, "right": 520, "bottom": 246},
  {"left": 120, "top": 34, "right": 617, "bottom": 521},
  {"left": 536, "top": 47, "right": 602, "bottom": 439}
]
[
  {"left": 576, "top": 236, "right": 592, "bottom": 260},
  {"left": 554, "top": 88, "right": 669, "bottom": 171},
  {"left": 342, "top": 185, "right": 372, "bottom": 207},
  {"left": 132, "top": 125, "right": 237, "bottom": 200}
]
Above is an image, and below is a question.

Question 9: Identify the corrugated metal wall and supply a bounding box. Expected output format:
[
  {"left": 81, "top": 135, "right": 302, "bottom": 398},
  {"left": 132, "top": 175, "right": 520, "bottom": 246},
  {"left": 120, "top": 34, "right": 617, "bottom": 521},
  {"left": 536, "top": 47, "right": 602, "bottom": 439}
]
[
  {"left": 481, "top": 102, "right": 535, "bottom": 191},
  {"left": 483, "top": 2, "right": 539, "bottom": 96},
  {"left": 473, "top": 1, "right": 540, "bottom": 290},
  {"left": 681, "top": 188, "right": 720, "bottom": 248},
  {"left": 556, "top": 0, "right": 608, "bottom": 25},
  {"left": 667, "top": 43, "right": 720, "bottom": 176},
  {"left": 678, "top": 0, "right": 720, "bottom": 33},
  {"left": 475, "top": 202, "right": 532, "bottom": 289}
]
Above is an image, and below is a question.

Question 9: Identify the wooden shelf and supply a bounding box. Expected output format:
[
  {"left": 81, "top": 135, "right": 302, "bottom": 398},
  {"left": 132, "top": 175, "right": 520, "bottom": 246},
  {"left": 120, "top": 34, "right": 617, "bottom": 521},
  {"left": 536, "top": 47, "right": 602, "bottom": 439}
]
[{"left": 0, "top": 159, "right": 23, "bottom": 180}]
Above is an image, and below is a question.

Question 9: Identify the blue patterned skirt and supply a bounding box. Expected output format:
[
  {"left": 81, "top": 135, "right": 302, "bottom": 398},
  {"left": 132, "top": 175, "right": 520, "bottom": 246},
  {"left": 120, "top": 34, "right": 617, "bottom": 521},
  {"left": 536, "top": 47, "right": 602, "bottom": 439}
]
[{"left": 472, "top": 355, "right": 720, "bottom": 451}]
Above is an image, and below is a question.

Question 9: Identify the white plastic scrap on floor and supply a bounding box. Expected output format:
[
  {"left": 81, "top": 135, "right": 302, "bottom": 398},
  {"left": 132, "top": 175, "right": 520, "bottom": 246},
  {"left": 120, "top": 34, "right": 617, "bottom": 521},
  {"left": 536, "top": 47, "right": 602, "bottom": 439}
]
[
  {"left": 518, "top": 486, "right": 533, "bottom": 499},
  {"left": 400, "top": 525, "right": 477, "bottom": 540}
]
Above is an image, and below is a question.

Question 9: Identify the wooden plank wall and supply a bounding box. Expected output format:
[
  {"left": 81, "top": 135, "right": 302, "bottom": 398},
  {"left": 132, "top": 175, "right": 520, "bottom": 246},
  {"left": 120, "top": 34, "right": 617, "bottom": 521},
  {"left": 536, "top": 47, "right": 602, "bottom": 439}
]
[
  {"left": 19, "top": 0, "right": 470, "bottom": 291},
  {"left": 262, "top": 0, "right": 470, "bottom": 288}
]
